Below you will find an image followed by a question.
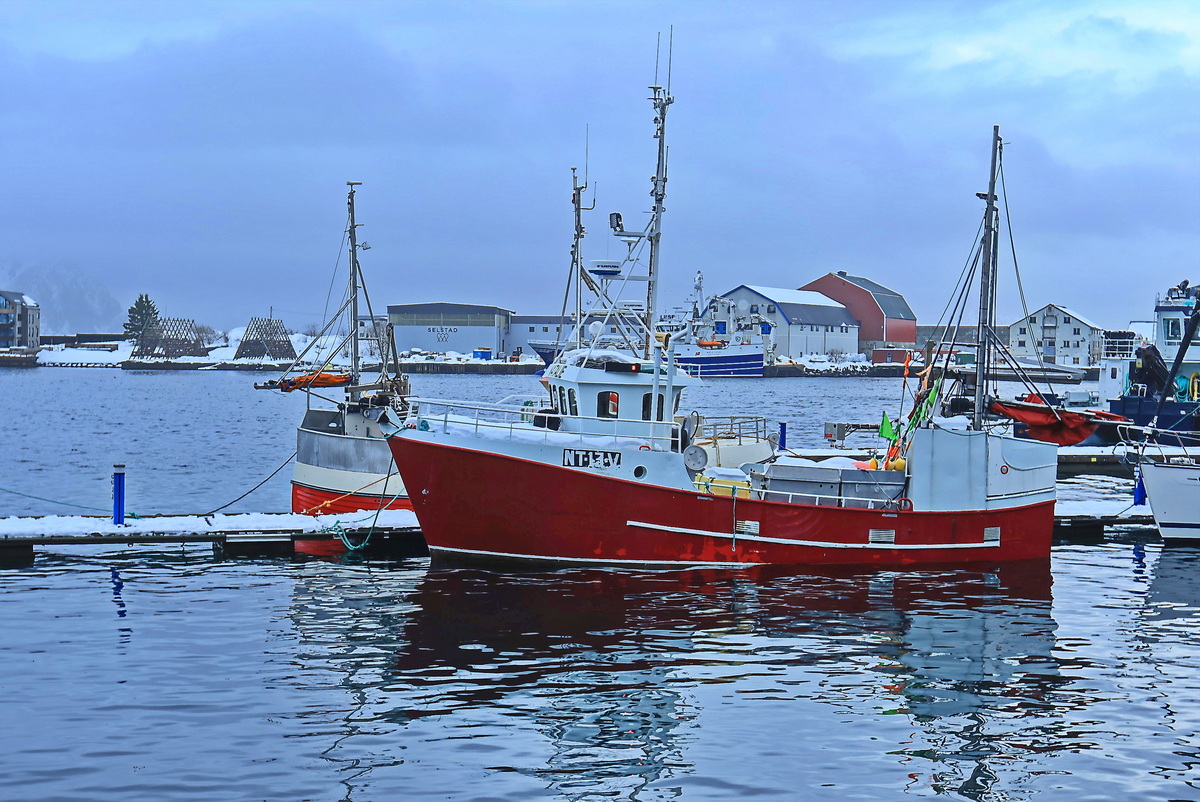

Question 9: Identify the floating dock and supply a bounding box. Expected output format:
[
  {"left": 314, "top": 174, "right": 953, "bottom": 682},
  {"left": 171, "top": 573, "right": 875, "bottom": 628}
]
[{"left": 0, "top": 511, "right": 425, "bottom": 560}]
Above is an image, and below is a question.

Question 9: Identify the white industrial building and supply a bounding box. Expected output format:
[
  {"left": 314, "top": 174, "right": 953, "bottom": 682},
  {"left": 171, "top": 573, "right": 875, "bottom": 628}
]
[
  {"left": 387, "top": 302, "right": 516, "bottom": 357},
  {"left": 717, "top": 285, "right": 859, "bottom": 358},
  {"left": 1006, "top": 304, "right": 1105, "bottom": 366}
]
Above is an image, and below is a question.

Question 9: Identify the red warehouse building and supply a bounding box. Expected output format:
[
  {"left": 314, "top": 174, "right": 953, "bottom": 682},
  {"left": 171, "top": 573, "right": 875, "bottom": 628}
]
[{"left": 800, "top": 271, "right": 917, "bottom": 363}]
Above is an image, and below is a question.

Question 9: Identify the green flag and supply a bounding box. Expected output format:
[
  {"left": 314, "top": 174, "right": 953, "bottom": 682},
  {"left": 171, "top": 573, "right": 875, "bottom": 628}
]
[{"left": 879, "top": 411, "right": 898, "bottom": 442}]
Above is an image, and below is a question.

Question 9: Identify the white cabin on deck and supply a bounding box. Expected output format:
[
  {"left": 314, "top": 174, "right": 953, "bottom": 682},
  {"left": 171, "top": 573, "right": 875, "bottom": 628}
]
[{"left": 542, "top": 348, "right": 698, "bottom": 441}]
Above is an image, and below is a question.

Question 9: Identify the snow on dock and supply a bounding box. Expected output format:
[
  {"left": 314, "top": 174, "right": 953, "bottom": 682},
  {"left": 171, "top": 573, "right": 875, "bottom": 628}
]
[{"left": 0, "top": 509, "right": 422, "bottom": 559}]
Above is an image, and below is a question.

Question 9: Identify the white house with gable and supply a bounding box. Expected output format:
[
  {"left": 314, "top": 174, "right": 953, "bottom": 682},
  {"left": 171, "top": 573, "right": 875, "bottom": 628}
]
[
  {"left": 718, "top": 285, "right": 860, "bottom": 358},
  {"left": 1006, "top": 304, "right": 1105, "bottom": 366}
]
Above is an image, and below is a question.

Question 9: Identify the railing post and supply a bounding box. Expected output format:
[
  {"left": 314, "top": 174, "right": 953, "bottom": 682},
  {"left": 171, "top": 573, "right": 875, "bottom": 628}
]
[{"left": 112, "top": 464, "right": 126, "bottom": 525}]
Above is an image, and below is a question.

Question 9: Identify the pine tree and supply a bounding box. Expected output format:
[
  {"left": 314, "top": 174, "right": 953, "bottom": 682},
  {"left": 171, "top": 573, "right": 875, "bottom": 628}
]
[{"left": 124, "top": 294, "right": 160, "bottom": 341}]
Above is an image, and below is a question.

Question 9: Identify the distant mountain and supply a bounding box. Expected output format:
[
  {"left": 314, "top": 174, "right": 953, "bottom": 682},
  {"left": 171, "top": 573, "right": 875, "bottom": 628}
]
[{"left": 0, "top": 265, "right": 125, "bottom": 335}]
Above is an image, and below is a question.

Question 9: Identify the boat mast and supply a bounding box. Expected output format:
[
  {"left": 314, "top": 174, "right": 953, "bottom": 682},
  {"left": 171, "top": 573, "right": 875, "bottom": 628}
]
[
  {"left": 570, "top": 166, "right": 590, "bottom": 349},
  {"left": 643, "top": 81, "right": 672, "bottom": 359},
  {"left": 973, "top": 126, "right": 1001, "bottom": 430},
  {"left": 347, "top": 181, "right": 363, "bottom": 400}
]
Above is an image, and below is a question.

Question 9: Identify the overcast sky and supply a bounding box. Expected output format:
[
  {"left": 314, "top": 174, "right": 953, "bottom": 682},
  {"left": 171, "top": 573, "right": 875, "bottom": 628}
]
[{"left": 1, "top": 0, "right": 1196, "bottom": 334}]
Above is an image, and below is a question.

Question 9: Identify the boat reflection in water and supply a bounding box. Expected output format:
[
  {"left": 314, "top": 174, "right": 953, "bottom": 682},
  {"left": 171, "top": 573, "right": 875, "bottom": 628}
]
[
  {"left": 1139, "top": 545, "right": 1200, "bottom": 669},
  {"left": 288, "top": 562, "right": 1063, "bottom": 799}
]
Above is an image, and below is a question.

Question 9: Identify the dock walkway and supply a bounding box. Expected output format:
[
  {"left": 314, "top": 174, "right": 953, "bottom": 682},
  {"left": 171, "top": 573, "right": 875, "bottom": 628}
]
[
  {"left": 0, "top": 505, "right": 1156, "bottom": 561},
  {"left": 0, "top": 510, "right": 423, "bottom": 559}
]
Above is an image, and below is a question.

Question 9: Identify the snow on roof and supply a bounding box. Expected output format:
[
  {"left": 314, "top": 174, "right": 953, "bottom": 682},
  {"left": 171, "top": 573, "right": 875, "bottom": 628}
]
[
  {"left": 1010, "top": 304, "right": 1105, "bottom": 332},
  {"left": 1051, "top": 306, "right": 1103, "bottom": 332},
  {"left": 735, "top": 286, "right": 844, "bottom": 307}
]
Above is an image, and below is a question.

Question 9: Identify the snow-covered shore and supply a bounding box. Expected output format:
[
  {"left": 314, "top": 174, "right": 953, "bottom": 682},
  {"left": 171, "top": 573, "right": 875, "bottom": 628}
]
[{"left": 36, "top": 328, "right": 544, "bottom": 368}]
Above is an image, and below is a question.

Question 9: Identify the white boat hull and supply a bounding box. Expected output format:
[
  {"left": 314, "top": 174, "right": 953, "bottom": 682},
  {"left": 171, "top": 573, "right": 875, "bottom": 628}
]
[{"left": 1142, "top": 461, "right": 1200, "bottom": 540}]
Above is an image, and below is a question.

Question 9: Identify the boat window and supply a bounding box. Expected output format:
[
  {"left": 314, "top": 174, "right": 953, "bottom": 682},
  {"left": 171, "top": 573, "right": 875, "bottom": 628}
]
[
  {"left": 558, "top": 386, "right": 568, "bottom": 414},
  {"left": 673, "top": 392, "right": 681, "bottom": 414},
  {"left": 598, "top": 391, "right": 618, "bottom": 418},
  {"left": 529, "top": 326, "right": 535, "bottom": 332},
  {"left": 1111, "top": 368, "right": 1118, "bottom": 380},
  {"left": 1165, "top": 318, "right": 1182, "bottom": 342},
  {"left": 641, "top": 393, "right": 667, "bottom": 420},
  {"left": 1018, "top": 340, "right": 1026, "bottom": 348},
  {"left": 568, "top": 388, "right": 578, "bottom": 416}
]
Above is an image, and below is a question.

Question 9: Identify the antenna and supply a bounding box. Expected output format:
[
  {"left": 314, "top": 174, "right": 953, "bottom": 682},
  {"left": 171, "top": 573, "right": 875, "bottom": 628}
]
[
  {"left": 666, "top": 25, "right": 674, "bottom": 95},
  {"left": 654, "top": 32, "right": 661, "bottom": 87}
]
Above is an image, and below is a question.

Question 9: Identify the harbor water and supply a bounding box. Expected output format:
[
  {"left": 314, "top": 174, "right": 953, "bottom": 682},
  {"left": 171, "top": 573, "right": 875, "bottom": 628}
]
[{"left": 1, "top": 368, "right": 1197, "bottom": 801}]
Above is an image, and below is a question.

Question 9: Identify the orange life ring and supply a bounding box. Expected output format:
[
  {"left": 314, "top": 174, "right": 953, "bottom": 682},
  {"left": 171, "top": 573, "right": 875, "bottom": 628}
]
[
  {"left": 897, "top": 497, "right": 913, "bottom": 511},
  {"left": 639, "top": 445, "right": 651, "bottom": 451}
]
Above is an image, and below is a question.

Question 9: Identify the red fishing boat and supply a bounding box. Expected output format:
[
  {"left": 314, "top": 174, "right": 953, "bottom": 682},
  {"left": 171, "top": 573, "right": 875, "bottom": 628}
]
[{"left": 389, "top": 89, "right": 1058, "bottom": 567}]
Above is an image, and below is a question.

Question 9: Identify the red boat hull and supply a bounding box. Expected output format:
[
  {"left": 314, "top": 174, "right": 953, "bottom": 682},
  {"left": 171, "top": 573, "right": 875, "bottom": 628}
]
[
  {"left": 291, "top": 483, "right": 413, "bottom": 516},
  {"left": 389, "top": 436, "right": 1054, "bottom": 567}
]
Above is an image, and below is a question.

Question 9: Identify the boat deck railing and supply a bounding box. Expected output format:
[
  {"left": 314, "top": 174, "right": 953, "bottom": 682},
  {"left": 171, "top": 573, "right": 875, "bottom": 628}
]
[
  {"left": 691, "top": 415, "right": 771, "bottom": 446},
  {"left": 409, "top": 396, "right": 686, "bottom": 451},
  {"left": 408, "top": 398, "right": 772, "bottom": 453},
  {"left": 747, "top": 486, "right": 906, "bottom": 510},
  {"left": 1118, "top": 424, "right": 1199, "bottom": 460}
]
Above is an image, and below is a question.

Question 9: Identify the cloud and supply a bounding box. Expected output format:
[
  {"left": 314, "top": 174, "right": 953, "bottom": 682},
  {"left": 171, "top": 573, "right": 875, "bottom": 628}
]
[{"left": 0, "top": 1, "right": 1195, "bottom": 332}]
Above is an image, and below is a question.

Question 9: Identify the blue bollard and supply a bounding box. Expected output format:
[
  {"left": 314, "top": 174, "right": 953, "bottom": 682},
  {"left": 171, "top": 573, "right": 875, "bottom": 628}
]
[
  {"left": 112, "top": 464, "right": 126, "bottom": 525},
  {"left": 778, "top": 422, "right": 787, "bottom": 450}
]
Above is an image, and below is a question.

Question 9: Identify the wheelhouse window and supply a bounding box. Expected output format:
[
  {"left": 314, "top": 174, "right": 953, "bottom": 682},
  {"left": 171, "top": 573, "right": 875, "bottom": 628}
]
[
  {"left": 568, "top": 388, "right": 578, "bottom": 416},
  {"left": 597, "top": 391, "right": 618, "bottom": 418},
  {"left": 641, "top": 393, "right": 665, "bottom": 421}
]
